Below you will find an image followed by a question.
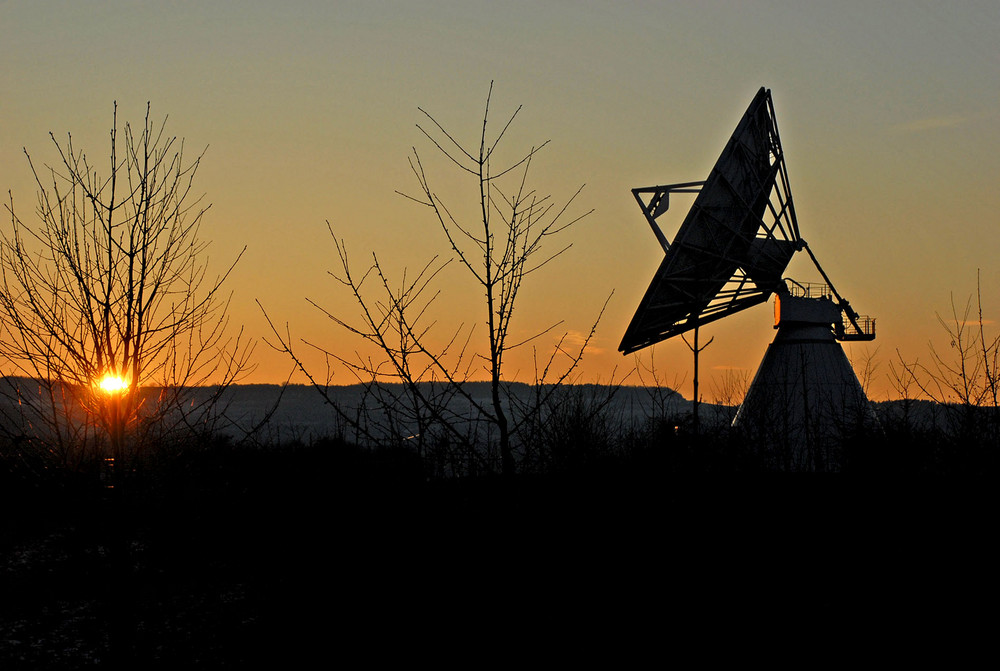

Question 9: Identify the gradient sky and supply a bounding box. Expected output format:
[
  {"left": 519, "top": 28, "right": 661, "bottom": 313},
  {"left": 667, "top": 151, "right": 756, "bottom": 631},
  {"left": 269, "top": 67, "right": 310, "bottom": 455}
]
[{"left": 2, "top": 1, "right": 998, "bottom": 401}]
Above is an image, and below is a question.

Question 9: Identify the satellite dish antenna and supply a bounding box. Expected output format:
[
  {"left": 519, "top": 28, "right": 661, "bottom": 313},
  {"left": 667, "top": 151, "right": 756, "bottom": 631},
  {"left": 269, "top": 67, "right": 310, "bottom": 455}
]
[{"left": 621, "top": 88, "right": 877, "bottom": 470}]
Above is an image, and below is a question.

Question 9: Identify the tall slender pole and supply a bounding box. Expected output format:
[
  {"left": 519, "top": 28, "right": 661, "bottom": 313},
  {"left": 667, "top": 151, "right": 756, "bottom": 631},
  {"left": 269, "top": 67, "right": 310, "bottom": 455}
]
[
  {"left": 693, "top": 324, "right": 700, "bottom": 436},
  {"left": 683, "top": 323, "right": 714, "bottom": 436}
]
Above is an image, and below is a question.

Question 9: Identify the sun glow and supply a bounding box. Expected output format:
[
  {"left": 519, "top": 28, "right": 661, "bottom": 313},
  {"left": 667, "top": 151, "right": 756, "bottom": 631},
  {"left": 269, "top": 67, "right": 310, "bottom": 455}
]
[{"left": 97, "top": 374, "right": 129, "bottom": 394}]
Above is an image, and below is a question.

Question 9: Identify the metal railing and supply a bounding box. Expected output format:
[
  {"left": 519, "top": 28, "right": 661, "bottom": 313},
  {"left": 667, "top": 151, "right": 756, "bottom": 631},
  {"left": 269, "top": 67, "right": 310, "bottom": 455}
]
[
  {"left": 786, "top": 281, "right": 833, "bottom": 299},
  {"left": 840, "top": 314, "right": 876, "bottom": 340}
]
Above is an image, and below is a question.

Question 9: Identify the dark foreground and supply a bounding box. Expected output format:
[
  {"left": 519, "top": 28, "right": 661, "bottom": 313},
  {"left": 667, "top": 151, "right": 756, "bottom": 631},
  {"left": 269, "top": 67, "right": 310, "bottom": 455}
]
[{"left": 1, "top": 442, "right": 992, "bottom": 667}]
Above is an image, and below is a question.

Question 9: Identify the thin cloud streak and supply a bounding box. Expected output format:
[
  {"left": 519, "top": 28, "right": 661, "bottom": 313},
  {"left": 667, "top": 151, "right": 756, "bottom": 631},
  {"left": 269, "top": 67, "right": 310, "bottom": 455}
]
[{"left": 890, "top": 115, "right": 967, "bottom": 134}]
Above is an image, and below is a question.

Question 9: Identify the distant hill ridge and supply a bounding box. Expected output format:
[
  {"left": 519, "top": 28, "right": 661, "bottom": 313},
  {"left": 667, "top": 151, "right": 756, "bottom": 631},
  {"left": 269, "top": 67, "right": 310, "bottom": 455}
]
[{"left": 0, "top": 376, "right": 968, "bottom": 444}]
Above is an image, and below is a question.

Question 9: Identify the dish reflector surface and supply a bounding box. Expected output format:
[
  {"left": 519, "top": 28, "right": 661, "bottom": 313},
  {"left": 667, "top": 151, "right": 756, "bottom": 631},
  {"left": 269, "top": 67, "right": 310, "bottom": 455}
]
[{"left": 620, "top": 87, "right": 800, "bottom": 354}]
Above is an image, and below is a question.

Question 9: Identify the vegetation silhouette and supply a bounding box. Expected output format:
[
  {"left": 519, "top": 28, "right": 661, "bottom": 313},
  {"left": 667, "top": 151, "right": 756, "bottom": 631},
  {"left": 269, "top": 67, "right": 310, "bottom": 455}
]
[
  {"left": 0, "top": 104, "right": 253, "bottom": 490},
  {"left": 2, "top": 380, "right": 993, "bottom": 664},
  {"left": 262, "top": 82, "right": 614, "bottom": 478},
  {"left": 0, "top": 94, "right": 995, "bottom": 662}
]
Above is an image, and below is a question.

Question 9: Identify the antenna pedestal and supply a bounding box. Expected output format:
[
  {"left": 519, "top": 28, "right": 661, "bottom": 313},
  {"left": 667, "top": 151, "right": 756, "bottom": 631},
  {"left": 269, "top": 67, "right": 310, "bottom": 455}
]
[{"left": 734, "top": 294, "right": 878, "bottom": 472}]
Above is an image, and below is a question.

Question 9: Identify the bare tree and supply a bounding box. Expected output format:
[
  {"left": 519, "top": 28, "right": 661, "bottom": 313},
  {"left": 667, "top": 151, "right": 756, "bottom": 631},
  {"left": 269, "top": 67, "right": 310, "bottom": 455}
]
[
  {"left": 898, "top": 277, "right": 999, "bottom": 408},
  {"left": 265, "top": 83, "right": 607, "bottom": 476},
  {"left": 892, "top": 272, "right": 1000, "bottom": 463},
  {"left": 0, "top": 103, "right": 252, "bottom": 480},
  {"left": 848, "top": 345, "right": 881, "bottom": 399},
  {"left": 710, "top": 367, "right": 750, "bottom": 425},
  {"left": 631, "top": 345, "right": 688, "bottom": 428},
  {"left": 401, "top": 83, "right": 604, "bottom": 475}
]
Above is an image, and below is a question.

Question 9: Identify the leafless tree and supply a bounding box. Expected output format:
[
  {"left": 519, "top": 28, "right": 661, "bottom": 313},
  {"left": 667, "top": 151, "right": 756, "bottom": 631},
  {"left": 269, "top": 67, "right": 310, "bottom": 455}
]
[
  {"left": 0, "top": 103, "right": 252, "bottom": 480},
  {"left": 893, "top": 272, "right": 1000, "bottom": 455},
  {"left": 847, "top": 345, "right": 881, "bottom": 399},
  {"left": 631, "top": 345, "right": 688, "bottom": 428},
  {"left": 898, "top": 277, "right": 999, "bottom": 408},
  {"left": 710, "top": 368, "right": 750, "bottom": 425},
  {"left": 265, "top": 83, "right": 609, "bottom": 476}
]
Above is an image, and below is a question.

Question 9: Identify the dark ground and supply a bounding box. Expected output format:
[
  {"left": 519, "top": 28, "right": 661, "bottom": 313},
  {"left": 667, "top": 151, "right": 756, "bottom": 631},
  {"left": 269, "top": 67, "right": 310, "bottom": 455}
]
[{"left": 1, "top": 443, "right": 993, "bottom": 667}]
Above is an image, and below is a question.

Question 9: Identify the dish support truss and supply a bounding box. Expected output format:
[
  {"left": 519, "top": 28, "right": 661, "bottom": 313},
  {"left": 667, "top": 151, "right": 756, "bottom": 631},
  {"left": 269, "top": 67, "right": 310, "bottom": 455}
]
[{"left": 620, "top": 88, "right": 801, "bottom": 354}]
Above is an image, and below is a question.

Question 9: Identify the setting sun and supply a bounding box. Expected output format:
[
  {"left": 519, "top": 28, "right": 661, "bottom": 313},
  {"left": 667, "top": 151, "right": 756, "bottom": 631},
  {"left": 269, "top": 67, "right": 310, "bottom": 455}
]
[{"left": 97, "top": 374, "right": 129, "bottom": 394}]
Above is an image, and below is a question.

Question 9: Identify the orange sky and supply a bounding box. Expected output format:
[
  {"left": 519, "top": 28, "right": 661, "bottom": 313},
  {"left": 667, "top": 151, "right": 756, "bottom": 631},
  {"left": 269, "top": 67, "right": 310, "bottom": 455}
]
[{"left": 2, "top": 1, "right": 999, "bottom": 402}]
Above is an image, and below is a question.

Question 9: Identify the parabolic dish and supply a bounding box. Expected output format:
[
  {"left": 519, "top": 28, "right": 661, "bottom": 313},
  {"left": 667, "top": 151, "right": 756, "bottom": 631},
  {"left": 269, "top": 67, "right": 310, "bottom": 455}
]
[{"left": 620, "top": 87, "right": 801, "bottom": 354}]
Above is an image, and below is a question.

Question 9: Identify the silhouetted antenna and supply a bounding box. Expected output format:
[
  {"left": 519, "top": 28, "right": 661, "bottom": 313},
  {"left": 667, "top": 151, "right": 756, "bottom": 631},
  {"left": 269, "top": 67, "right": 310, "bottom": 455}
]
[{"left": 621, "top": 88, "right": 878, "bottom": 470}]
